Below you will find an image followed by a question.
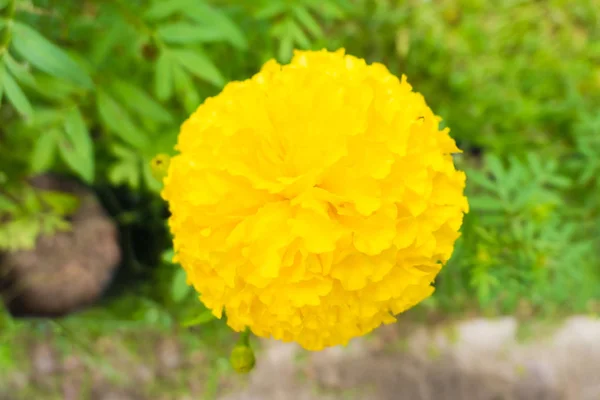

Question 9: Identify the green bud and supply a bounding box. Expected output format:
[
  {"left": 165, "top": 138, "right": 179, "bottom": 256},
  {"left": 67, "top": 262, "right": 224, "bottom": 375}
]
[
  {"left": 150, "top": 153, "right": 171, "bottom": 183},
  {"left": 230, "top": 329, "right": 255, "bottom": 373},
  {"left": 230, "top": 344, "right": 255, "bottom": 373}
]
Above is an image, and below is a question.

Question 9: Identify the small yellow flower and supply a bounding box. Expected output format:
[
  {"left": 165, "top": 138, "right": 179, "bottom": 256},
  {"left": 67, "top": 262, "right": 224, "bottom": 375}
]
[{"left": 162, "top": 49, "right": 468, "bottom": 351}]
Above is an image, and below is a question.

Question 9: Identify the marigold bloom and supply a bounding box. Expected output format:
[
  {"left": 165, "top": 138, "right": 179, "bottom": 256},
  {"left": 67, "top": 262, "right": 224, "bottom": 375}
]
[{"left": 162, "top": 49, "right": 468, "bottom": 351}]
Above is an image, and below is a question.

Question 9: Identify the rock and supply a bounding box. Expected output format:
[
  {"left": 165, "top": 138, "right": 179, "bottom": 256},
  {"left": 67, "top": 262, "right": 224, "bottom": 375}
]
[
  {"left": 31, "top": 342, "right": 57, "bottom": 376},
  {"left": 30, "top": 342, "right": 58, "bottom": 387},
  {"left": 156, "top": 337, "right": 182, "bottom": 375},
  {"left": 0, "top": 174, "right": 121, "bottom": 317}
]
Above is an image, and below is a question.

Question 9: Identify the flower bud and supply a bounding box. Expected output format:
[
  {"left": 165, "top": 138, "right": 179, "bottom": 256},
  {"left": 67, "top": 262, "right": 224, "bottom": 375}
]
[
  {"left": 150, "top": 154, "right": 171, "bottom": 183},
  {"left": 230, "top": 329, "right": 255, "bottom": 373},
  {"left": 230, "top": 343, "right": 255, "bottom": 373}
]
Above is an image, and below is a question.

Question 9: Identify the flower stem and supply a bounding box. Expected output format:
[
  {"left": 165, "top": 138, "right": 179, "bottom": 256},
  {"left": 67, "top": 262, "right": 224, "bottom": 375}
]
[{"left": 238, "top": 327, "right": 251, "bottom": 347}]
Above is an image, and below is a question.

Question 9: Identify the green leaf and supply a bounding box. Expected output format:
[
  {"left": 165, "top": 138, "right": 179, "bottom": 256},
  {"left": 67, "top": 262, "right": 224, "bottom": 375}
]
[
  {"left": 154, "top": 51, "right": 174, "bottom": 101},
  {"left": 109, "top": 145, "right": 141, "bottom": 188},
  {"left": 0, "top": 344, "right": 15, "bottom": 373},
  {"left": 0, "top": 194, "right": 18, "bottom": 213},
  {"left": 12, "top": 22, "right": 93, "bottom": 88},
  {"left": 181, "top": 311, "right": 215, "bottom": 328},
  {"left": 59, "top": 107, "right": 95, "bottom": 183},
  {"left": 186, "top": 3, "right": 248, "bottom": 50},
  {"left": 469, "top": 195, "right": 505, "bottom": 212},
  {"left": 97, "top": 90, "right": 148, "bottom": 149},
  {"left": 171, "top": 268, "right": 191, "bottom": 303},
  {"left": 292, "top": 6, "right": 323, "bottom": 38},
  {"left": 289, "top": 19, "right": 311, "bottom": 48},
  {"left": 38, "top": 191, "right": 80, "bottom": 216},
  {"left": 64, "top": 108, "right": 92, "bottom": 157},
  {"left": 31, "top": 75, "right": 79, "bottom": 102},
  {"left": 171, "top": 48, "right": 224, "bottom": 87},
  {"left": 157, "top": 22, "right": 226, "bottom": 45},
  {"left": 466, "top": 169, "right": 498, "bottom": 193},
  {"left": 0, "top": 217, "right": 41, "bottom": 252},
  {"left": 484, "top": 154, "right": 506, "bottom": 181},
  {"left": 144, "top": 0, "right": 188, "bottom": 20},
  {"left": 0, "top": 62, "right": 4, "bottom": 104},
  {"left": 310, "top": 1, "right": 346, "bottom": 18},
  {"left": 90, "top": 19, "right": 129, "bottom": 66},
  {"left": 172, "top": 63, "right": 200, "bottom": 113},
  {"left": 4, "top": 53, "right": 36, "bottom": 87},
  {"left": 162, "top": 248, "right": 175, "bottom": 264},
  {"left": 278, "top": 33, "right": 294, "bottom": 62},
  {"left": 111, "top": 79, "right": 172, "bottom": 123},
  {"left": 30, "top": 129, "right": 58, "bottom": 174},
  {"left": 255, "top": 2, "right": 288, "bottom": 19},
  {"left": 3, "top": 69, "right": 33, "bottom": 117}
]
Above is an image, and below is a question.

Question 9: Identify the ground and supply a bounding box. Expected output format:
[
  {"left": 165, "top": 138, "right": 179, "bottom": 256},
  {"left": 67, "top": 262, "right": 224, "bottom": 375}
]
[{"left": 3, "top": 316, "right": 600, "bottom": 400}]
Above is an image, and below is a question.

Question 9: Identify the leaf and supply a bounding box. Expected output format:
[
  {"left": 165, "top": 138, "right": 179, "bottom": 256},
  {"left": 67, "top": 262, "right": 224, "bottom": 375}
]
[
  {"left": 289, "top": 19, "right": 311, "bottom": 48},
  {"left": 471, "top": 268, "right": 498, "bottom": 306},
  {"left": 171, "top": 48, "right": 224, "bottom": 87},
  {"left": 484, "top": 154, "right": 506, "bottom": 181},
  {"left": 181, "top": 311, "right": 215, "bottom": 328},
  {"left": 171, "top": 269, "right": 191, "bottom": 303},
  {"left": 154, "top": 51, "right": 174, "bottom": 101},
  {"left": 465, "top": 169, "right": 497, "bottom": 193},
  {"left": 278, "top": 33, "right": 294, "bottom": 62},
  {"left": 38, "top": 191, "right": 80, "bottom": 216},
  {"left": 549, "top": 175, "right": 571, "bottom": 188},
  {"left": 255, "top": 2, "right": 288, "bottom": 19},
  {"left": 309, "top": 1, "right": 346, "bottom": 18},
  {"left": 0, "top": 62, "right": 4, "bottom": 104},
  {"left": 111, "top": 79, "right": 172, "bottom": 123},
  {"left": 157, "top": 22, "right": 226, "bottom": 45},
  {"left": 32, "top": 75, "right": 79, "bottom": 102},
  {"left": 186, "top": 3, "right": 248, "bottom": 50},
  {"left": 108, "top": 145, "right": 141, "bottom": 188},
  {"left": 96, "top": 90, "right": 148, "bottom": 149},
  {"left": 30, "top": 129, "right": 58, "bottom": 174},
  {"left": 3, "top": 70, "right": 33, "bottom": 117},
  {"left": 90, "top": 19, "right": 129, "bottom": 65},
  {"left": 0, "top": 344, "right": 15, "bottom": 373},
  {"left": 469, "top": 195, "right": 505, "bottom": 212},
  {"left": 0, "top": 194, "right": 18, "bottom": 213},
  {"left": 292, "top": 6, "right": 323, "bottom": 38},
  {"left": 144, "top": 0, "right": 189, "bottom": 20},
  {"left": 0, "top": 217, "right": 41, "bottom": 252},
  {"left": 4, "top": 54, "right": 36, "bottom": 87},
  {"left": 12, "top": 22, "right": 93, "bottom": 88},
  {"left": 172, "top": 63, "right": 200, "bottom": 114},
  {"left": 162, "top": 248, "right": 175, "bottom": 264},
  {"left": 59, "top": 107, "right": 95, "bottom": 183}
]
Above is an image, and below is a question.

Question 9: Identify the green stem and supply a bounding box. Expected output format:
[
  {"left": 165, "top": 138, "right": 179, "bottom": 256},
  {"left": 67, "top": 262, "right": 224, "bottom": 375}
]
[{"left": 238, "top": 327, "right": 251, "bottom": 347}]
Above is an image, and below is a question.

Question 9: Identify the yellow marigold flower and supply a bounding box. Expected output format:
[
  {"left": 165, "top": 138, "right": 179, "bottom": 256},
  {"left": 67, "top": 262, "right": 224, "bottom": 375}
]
[{"left": 162, "top": 49, "right": 468, "bottom": 351}]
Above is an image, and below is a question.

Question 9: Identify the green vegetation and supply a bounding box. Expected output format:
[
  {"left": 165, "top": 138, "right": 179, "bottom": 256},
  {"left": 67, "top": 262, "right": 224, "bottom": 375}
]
[{"left": 1, "top": 0, "right": 599, "bottom": 394}]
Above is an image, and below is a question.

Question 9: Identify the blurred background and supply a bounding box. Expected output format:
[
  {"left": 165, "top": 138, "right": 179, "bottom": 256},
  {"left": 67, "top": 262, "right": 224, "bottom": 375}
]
[{"left": 0, "top": 0, "right": 599, "bottom": 399}]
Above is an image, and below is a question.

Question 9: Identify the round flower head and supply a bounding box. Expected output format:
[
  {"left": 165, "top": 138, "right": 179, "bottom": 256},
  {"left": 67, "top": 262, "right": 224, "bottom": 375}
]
[{"left": 162, "top": 49, "right": 468, "bottom": 351}]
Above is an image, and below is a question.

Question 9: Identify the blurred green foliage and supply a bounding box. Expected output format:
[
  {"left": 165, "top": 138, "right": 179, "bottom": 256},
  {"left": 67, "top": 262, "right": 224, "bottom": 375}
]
[{"left": 1, "top": 0, "right": 599, "bottom": 363}]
